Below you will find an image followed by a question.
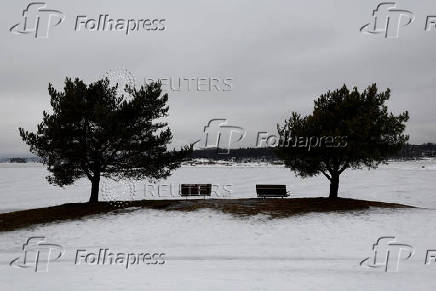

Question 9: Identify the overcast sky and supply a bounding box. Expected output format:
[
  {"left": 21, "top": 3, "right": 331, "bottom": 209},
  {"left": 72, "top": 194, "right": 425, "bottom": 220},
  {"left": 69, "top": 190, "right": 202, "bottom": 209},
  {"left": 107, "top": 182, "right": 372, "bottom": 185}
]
[{"left": 1, "top": 0, "right": 435, "bottom": 156}]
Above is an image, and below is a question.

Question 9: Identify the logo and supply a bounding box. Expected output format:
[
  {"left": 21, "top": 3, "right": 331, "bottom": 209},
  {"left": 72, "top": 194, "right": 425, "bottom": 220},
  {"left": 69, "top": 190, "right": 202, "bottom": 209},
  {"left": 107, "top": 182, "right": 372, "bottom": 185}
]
[
  {"left": 194, "top": 119, "right": 246, "bottom": 154},
  {"left": 425, "top": 250, "right": 436, "bottom": 265},
  {"left": 10, "top": 2, "right": 64, "bottom": 38},
  {"left": 74, "top": 15, "right": 166, "bottom": 35},
  {"left": 101, "top": 178, "right": 137, "bottom": 208},
  {"left": 144, "top": 77, "right": 233, "bottom": 92},
  {"left": 360, "top": 236, "right": 414, "bottom": 272},
  {"left": 10, "top": 237, "right": 65, "bottom": 272},
  {"left": 101, "top": 68, "right": 137, "bottom": 100},
  {"left": 193, "top": 119, "right": 349, "bottom": 154},
  {"left": 360, "top": 2, "right": 414, "bottom": 38}
]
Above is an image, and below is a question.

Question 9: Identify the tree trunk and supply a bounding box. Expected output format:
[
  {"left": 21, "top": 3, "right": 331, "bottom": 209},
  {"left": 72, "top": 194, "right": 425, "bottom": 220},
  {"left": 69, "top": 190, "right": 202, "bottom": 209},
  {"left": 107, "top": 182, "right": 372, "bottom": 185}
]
[
  {"left": 329, "top": 172, "right": 339, "bottom": 199},
  {"left": 89, "top": 173, "right": 100, "bottom": 203}
]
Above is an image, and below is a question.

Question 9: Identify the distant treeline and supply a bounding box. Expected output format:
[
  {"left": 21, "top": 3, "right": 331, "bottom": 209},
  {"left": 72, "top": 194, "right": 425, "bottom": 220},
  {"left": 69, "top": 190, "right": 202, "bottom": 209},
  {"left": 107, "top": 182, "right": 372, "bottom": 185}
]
[
  {"left": 392, "top": 143, "right": 436, "bottom": 159},
  {"left": 1, "top": 143, "right": 436, "bottom": 163},
  {"left": 9, "top": 157, "right": 27, "bottom": 163},
  {"left": 191, "top": 143, "right": 436, "bottom": 161},
  {"left": 190, "top": 147, "right": 281, "bottom": 162},
  {"left": 0, "top": 156, "right": 40, "bottom": 163}
]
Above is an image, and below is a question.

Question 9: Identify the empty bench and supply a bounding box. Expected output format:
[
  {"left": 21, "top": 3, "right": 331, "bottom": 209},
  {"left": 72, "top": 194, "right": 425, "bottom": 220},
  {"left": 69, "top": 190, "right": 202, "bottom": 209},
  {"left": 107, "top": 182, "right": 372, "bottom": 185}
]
[
  {"left": 256, "top": 184, "right": 290, "bottom": 198},
  {"left": 180, "top": 184, "right": 212, "bottom": 198}
]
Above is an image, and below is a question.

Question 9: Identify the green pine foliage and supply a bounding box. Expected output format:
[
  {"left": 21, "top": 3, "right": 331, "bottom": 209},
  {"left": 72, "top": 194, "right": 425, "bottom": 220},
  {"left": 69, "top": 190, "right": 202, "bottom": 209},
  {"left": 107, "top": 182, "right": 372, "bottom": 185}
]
[
  {"left": 275, "top": 84, "right": 409, "bottom": 198},
  {"left": 19, "top": 77, "right": 192, "bottom": 203}
]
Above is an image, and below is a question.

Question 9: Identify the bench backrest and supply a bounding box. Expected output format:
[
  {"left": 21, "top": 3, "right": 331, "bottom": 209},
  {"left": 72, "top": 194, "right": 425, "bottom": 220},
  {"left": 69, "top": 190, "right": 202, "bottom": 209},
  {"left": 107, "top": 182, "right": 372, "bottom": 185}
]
[
  {"left": 256, "top": 184, "right": 287, "bottom": 195},
  {"left": 180, "top": 184, "right": 212, "bottom": 196}
]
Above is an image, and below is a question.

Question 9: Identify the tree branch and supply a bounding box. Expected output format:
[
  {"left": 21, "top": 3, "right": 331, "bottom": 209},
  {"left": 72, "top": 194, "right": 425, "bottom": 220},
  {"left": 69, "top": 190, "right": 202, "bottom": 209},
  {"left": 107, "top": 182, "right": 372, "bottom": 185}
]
[{"left": 320, "top": 169, "right": 331, "bottom": 180}]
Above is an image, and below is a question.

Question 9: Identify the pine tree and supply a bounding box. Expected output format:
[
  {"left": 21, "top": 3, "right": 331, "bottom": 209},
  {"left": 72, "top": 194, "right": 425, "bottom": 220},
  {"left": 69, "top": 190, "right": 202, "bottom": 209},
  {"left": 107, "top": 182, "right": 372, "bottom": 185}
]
[
  {"left": 19, "top": 77, "right": 191, "bottom": 203},
  {"left": 275, "top": 84, "right": 409, "bottom": 199}
]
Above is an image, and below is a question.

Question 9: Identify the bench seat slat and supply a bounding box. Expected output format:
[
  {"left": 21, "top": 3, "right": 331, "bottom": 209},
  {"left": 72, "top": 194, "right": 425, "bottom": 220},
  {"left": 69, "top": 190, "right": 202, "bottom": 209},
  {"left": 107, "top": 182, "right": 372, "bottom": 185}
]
[
  {"left": 180, "top": 184, "right": 212, "bottom": 197},
  {"left": 256, "top": 184, "right": 289, "bottom": 198}
]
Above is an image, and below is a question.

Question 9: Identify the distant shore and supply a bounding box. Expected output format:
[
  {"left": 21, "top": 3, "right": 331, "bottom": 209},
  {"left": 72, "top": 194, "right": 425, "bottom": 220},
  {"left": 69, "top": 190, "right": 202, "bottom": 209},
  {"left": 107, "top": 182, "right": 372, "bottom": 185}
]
[{"left": 0, "top": 198, "right": 413, "bottom": 232}]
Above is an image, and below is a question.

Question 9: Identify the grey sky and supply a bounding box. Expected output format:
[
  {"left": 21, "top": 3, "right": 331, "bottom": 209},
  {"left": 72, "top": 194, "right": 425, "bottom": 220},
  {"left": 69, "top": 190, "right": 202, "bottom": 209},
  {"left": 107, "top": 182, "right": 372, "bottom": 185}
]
[{"left": 1, "top": 0, "right": 435, "bottom": 156}]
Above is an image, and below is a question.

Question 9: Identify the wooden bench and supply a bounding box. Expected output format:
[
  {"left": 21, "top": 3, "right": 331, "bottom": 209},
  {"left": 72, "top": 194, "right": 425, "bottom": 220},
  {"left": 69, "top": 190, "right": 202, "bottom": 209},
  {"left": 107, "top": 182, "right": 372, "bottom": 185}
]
[
  {"left": 180, "top": 184, "right": 212, "bottom": 198},
  {"left": 256, "top": 184, "right": 290, "bottom": 198}
]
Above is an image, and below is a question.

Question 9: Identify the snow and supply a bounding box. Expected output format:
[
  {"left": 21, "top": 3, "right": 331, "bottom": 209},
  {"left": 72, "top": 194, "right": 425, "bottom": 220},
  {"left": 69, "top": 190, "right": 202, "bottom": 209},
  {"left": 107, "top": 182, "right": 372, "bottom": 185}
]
[
  {"left": 1, "top": 159, "right": 435, "bottom": 212},
  {"left": 1, "top": 159, "right": 436, "bottom": 290}
]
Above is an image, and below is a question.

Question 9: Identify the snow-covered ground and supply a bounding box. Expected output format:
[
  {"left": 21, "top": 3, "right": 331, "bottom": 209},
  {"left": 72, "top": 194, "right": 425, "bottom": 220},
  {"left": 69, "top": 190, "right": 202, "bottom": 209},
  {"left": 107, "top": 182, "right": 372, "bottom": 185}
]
[
  {"left": 1, "top": 159, "right": 436, "bottom": 212},
  {"left": 1, "top": 160, "right": 436, "bottom": 290}
]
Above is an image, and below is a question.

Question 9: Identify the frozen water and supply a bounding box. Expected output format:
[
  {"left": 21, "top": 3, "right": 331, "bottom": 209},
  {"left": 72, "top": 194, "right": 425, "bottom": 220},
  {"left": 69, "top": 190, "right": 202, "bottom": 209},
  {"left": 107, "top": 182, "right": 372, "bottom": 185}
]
[
  {"left": 0, "top": 159, "right": 435, "bottom": 212},
  {"left": 1, "top": 159, "right": 436, "bottom": 290}
]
